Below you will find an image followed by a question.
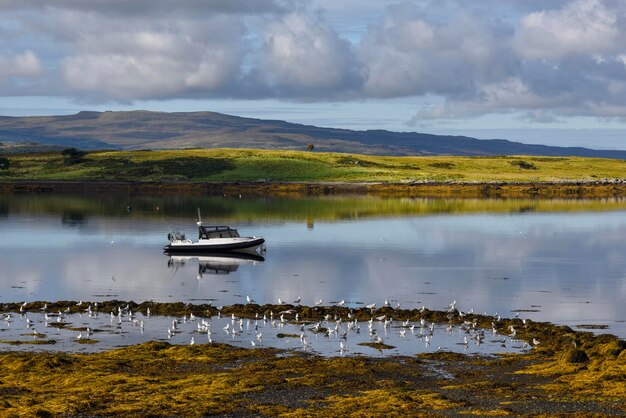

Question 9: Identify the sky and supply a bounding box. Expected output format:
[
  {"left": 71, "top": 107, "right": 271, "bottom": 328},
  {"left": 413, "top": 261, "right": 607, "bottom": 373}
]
[{"left": 1, "top": 0, "right": 626, "bottom": 149}]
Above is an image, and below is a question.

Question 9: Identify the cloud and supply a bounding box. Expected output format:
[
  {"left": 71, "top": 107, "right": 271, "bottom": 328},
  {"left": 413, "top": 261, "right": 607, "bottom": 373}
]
[
  {"left": 515, "top": 0, "right": 623, "bottom": 59},
  {"left": 0, "top": 0, "right": 291, "bottom": 17},
  {"left": 360, "top": 3, "right": 517, "bottom": 98},
  {"left": 1, "top": 0, "right": 626, "bottom": 123},
  {"left": 58, "top": 16, "right": 247, "bottom": 101},
  {"left": 258, "top": 13, "right": 364, "bottom": 97},
  {"left": 0, "top": 51, "right": 45, "bottom": 80}
]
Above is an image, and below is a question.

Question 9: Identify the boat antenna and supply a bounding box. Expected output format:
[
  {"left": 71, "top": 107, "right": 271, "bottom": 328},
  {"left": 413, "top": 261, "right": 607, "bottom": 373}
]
[{"left": 197, "top": 208, "right": 203, "bottom": 227}]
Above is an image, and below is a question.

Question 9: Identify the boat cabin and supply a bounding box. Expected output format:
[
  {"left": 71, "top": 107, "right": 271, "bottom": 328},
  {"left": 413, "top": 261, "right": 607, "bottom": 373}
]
[{"left": 199, "top": 225, "right": 241, "bottom": 239}]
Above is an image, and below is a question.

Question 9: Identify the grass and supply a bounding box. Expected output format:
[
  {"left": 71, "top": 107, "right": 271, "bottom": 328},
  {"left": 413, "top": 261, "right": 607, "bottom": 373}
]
[{"left": 1, "top": 148, "right": 626, "bottom": 183}]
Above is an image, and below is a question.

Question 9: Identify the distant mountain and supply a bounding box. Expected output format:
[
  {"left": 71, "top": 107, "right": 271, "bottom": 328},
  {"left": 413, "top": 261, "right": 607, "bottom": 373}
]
[{"left": 1, "top": 110, "right": 626, "bottom": 158}]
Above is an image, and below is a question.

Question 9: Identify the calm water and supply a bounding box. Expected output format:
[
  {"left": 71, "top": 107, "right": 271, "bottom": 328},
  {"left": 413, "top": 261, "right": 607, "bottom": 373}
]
[{"left": 1, "top": 193, "right": 625, "bottom": 349}]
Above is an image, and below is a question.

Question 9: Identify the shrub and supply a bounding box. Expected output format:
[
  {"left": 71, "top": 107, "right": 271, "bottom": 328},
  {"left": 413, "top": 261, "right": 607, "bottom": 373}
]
[
  {"left": 428, "top": 162, "right": 455, "bottom": 169},
  {"left": 0, "top": 156, "right": 9, "bottom": 170},
  {"left": 306, "top": 143, "right": 315, "bottom": 151},
  {"left": 61, "top": 148, "right": 87, "bottom": 165},
  {"left": 510, "top": 160, "right": 537, "bottom": 170}
]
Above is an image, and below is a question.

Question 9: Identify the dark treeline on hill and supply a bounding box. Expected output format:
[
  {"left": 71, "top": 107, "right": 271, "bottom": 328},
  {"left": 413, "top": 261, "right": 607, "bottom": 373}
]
[{"left": 1, "top": 110, "right": 626, "bottom": 159}]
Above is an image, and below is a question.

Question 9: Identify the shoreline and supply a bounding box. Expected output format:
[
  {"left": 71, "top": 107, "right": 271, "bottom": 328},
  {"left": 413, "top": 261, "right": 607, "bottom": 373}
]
[
  {"left": 1, "top": 300, "right": 624, "bottom": 416},
  {"left": 3, "top": 179, "right": 626, "bottom": 198}
]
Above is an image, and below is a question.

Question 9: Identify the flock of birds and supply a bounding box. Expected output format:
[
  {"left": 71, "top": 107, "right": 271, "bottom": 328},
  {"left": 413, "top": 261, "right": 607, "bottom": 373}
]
[{"left": 0, "top": 299, "right": 537, "bottom": 355}]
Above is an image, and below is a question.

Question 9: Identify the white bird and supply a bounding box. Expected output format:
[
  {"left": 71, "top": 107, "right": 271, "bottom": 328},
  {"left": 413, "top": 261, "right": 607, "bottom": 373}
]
[
  {"left": 340, "top": 341, "right": 346, "bottom": 351},
  {"left": 399, "top": 330, "right": 406, "bottom": 337},
  {"left": 76, "top": 332, "right": 82, "bottom": 340},
  {"left": 384, "top": 299, "right": 390, "bottom": 307},
  {"left": 250, "top": 340, "right": 256, "bottom": 347},
  {"left": 337, "top": 299, "right": 345, "bottom": 307},
  {"left": 533, "top": 338, "right": 540, "bottom": 346},
  {"left": 223, "top": 323, "right": 229, "bottom": 331},
  {"left": 366, "top": 303, "right": 376, "bottom": 309},
  {"left": 190, "top": 337, "right": 195, "bottom": 345},
  {"left": 278, "top": 298, "right": 285, "bottom": 305},
  {"left": 246, "top": 295, "right": 255, "bottom": 304},
  {"left": 447, "top": 300, "right": 457, "bottom": 313},
  {"left": 314, "top": 299, "right": 323, "bottom": 306}
]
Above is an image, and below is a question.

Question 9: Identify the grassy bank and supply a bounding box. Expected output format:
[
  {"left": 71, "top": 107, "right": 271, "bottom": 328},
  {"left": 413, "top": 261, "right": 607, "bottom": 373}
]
[
  {"left": 0, "top": 301, "right": 624, "bottom": 416},
  {"left": 1, "top": 148, "right": 626, "bottom": 183}
]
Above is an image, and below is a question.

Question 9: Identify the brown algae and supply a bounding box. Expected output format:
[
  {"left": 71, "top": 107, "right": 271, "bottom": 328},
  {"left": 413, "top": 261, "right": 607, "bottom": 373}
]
[{"left": 0, "top": 301, "right": 624, "bottom": 416}]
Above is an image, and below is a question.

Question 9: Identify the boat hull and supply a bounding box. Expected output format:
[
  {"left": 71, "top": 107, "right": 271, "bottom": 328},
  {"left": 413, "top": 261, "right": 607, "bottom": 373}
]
[{"left": 163, "top": 237, "right": 265, "bottom": 254}]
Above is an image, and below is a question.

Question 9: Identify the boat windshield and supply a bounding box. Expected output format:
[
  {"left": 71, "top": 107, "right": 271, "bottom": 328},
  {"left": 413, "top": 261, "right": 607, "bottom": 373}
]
[{"left": 199, "top": 226, "right": 240, "bottom": 239}]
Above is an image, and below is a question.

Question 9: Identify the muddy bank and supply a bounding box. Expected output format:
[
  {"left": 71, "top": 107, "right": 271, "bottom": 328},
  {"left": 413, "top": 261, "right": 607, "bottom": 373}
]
[
  {"left": 1, "top": 301, "right": 624, "bottom": 416},
  {"left": 3, "top": 180, "right": 626, "bottom": 198}
]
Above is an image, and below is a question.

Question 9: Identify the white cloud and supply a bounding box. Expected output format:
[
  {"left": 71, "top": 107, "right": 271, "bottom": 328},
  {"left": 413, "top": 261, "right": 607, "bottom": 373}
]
[
  {"left": 259, "top": 13, "right": 363, "bottom": 95},
  {"left": 516, "top": 0, "right": 622, "bottom": 59},
  {"left": 58, "top": 16, "right": 247, "bottom": 101},
  {"left": 0, "top": 50, "right": 45, "bottom": 80},
  {"left": 2, "top": 0, "right": 626, "bottom": 123},
  {"left": 360, "top": 4, "right": 517, "bottom": 98}
]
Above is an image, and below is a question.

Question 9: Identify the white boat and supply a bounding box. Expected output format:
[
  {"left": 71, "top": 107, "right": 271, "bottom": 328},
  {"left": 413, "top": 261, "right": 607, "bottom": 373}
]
[{"left": 163, "top": 210, "right": 265, "bottom": 254}]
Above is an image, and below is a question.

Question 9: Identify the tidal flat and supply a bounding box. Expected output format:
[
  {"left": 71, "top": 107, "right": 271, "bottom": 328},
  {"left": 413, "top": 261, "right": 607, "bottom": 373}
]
[{"left": 1, "top": 301, "right": 624, "bottom": 416}]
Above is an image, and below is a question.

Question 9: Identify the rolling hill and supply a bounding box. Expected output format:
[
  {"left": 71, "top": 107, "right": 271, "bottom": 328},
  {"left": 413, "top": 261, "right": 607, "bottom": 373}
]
[{"left": 1, "top": 110, "right": 626, "bottom": 158}]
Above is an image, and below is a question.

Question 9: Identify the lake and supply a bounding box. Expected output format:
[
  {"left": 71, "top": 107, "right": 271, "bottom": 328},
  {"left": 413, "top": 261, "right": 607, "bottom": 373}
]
[{"left": 1, "top": 193, "right": 625, "bottom": 354}]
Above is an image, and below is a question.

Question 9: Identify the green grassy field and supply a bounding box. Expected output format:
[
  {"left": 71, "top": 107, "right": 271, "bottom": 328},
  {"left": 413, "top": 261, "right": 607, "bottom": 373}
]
[{"left": 1, "top": 148, "right": 625, "bottom": 183}]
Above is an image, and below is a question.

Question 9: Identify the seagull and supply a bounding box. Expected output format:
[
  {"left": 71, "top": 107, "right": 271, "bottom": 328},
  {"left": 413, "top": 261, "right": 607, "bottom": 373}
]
[
  {"left": 314, "top": 299, "right": 323, "bottom": 307},
  {"left": 337, "top": 299, "right": 345, "bottom": 307},
  {"left": 190, "top": 337, "right": 195, "bottom": 345},
  {"left": 384, "top": 299, "right": 390, "bottom": 307},
  {"left": 366, "top": 303, "right": 376, "bottom": 309},
  {"left": 76, "top": 332, "right": 83, "bottom": 340},
  {"left": 293, "top": 297, "right": 301, "bottom": 304},
  {"left": 277, "top": 298, "right": 285, "bottom": 305},
  {"left": 447, "top": 300, "right": 457, "bottom": 313},
  {"left": 250, "top": 340, "right": 256, "bottom": 347},
  {"left": 246, "top": 296, "right": 255, "bottom": 304},
  {"left": 533, "top": 338, "right": 540, "bottom": 346}
]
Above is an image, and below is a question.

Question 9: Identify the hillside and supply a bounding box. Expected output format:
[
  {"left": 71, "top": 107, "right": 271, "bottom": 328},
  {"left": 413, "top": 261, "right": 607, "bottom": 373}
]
[
  {"left": 2, "top": 149, "right": 626, "bottom": 184},
  {"left": 1, "top": 110, "right": 626, "bottom": 158}
]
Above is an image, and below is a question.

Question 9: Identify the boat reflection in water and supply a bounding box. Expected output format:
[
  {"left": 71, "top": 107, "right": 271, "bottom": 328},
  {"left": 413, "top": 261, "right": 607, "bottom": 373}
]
[{"left": 166, "top": 251, "right": 265, "bottom": 276}]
